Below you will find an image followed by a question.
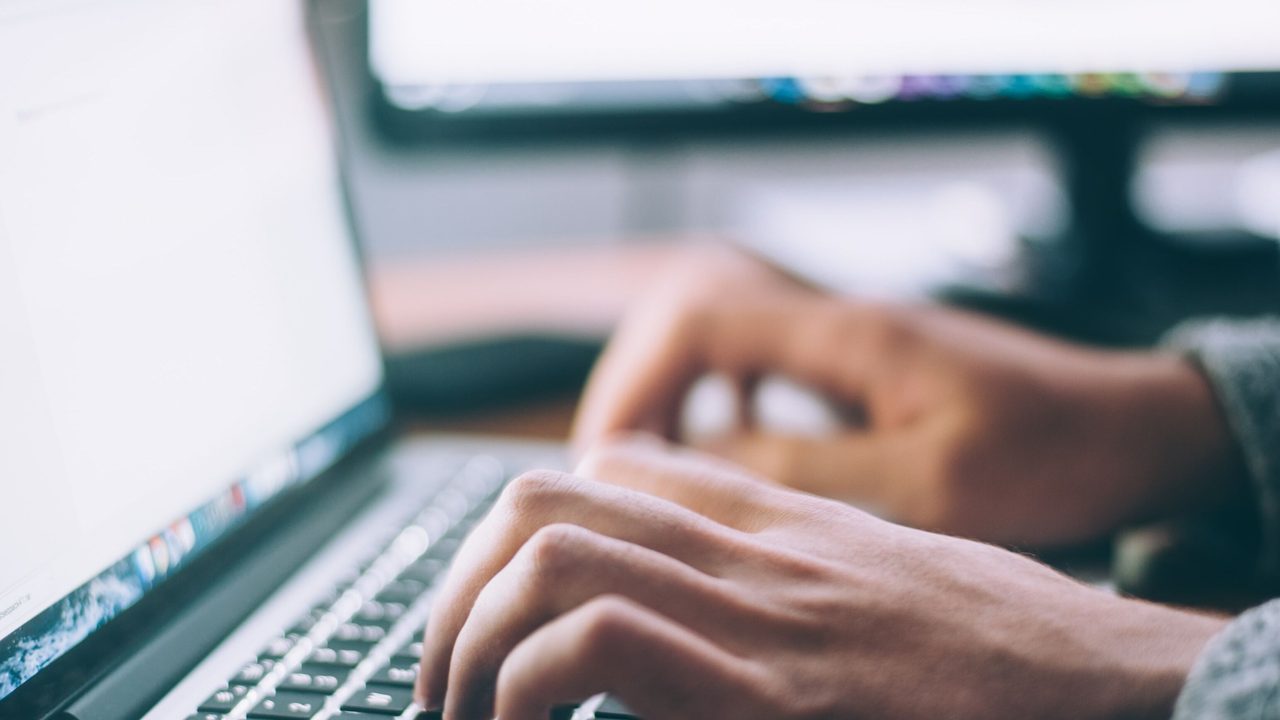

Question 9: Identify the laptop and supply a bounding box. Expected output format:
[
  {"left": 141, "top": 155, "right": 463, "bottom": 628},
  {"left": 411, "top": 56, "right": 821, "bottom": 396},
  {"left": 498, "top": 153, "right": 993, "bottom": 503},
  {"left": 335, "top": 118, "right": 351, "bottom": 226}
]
[{"left": 0, "top": 2, "right": 626, "bottom": 718}]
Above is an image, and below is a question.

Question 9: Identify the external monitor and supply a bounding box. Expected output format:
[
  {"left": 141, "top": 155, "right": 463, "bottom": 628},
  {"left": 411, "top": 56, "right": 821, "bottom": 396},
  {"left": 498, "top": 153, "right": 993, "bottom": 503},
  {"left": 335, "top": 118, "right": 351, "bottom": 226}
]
[{"left": 368, "top": 0, "right": 1280, "bottom": 134}]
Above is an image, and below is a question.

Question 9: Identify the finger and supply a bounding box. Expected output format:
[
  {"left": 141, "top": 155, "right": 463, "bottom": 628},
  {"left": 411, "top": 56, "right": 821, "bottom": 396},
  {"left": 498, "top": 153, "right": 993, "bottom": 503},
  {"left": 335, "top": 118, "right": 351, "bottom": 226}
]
[
  {"left": 576, "top": 436, "right": 792, "bottom": 531},
  {"left": 570, "top": 284, "right": 838, "bottom": 459},
  {"left": 416, "top": 470, "right": 742, "bottom": 708},
  {"left": 445, "top": 525, "right": 742, "bottom": 719},
  {"left": 570, "top": 293, "right": 704, "bottom": 456},
  {"left": 495, "top": 595, "right": 767, "bottom": 720}
]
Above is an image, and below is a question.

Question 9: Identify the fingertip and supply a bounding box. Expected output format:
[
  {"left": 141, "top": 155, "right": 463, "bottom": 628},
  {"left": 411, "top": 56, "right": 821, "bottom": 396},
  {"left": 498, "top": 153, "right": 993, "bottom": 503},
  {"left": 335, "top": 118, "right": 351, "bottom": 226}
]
[{"left": 412, "top": 670, "right": 436, "bottom": 710}]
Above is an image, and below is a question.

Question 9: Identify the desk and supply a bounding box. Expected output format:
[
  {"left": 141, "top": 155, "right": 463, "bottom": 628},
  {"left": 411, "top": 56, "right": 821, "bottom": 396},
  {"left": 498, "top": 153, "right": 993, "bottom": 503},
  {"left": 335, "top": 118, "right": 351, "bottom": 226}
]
[
  {"left": 408, "top": 396, "right": 580, "bottom": 441},
  {"left": 369, "top": 240, "right": 698, "bottom": 440},
  {"left": 368, "top": 240, "right": 700, "bottom": 353}
]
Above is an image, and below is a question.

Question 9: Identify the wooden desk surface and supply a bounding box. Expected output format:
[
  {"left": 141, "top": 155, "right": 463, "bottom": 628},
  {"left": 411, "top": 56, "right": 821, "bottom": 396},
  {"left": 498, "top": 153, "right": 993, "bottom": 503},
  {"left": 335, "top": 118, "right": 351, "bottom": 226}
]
[
  {"left": 407, "top": 395, "right": 580, "bottom": 442},
  {"left": 368, "top": 239, "right": 702, "bottom": 352}
]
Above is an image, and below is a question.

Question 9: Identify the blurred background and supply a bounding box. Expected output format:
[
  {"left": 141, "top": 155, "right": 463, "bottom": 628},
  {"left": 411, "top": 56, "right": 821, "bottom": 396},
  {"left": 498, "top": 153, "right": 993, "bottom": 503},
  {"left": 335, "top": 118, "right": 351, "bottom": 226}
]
[{"left": 304, "top": 0, "right": 1280, "bottom": 430}]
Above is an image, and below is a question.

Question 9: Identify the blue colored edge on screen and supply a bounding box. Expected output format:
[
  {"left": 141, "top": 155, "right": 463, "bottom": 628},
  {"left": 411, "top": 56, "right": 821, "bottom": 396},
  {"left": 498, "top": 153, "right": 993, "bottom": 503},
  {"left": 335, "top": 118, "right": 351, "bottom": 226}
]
[{"left": 0, "top": 393, "right": 391, "bottom": 702}]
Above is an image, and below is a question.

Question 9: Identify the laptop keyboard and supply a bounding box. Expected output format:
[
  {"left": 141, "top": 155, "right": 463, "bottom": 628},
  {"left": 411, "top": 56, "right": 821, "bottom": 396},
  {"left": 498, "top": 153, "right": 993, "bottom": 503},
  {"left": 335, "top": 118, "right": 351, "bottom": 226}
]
[{"left": 184, "top": 455, "right": 639, "bottom": 720}]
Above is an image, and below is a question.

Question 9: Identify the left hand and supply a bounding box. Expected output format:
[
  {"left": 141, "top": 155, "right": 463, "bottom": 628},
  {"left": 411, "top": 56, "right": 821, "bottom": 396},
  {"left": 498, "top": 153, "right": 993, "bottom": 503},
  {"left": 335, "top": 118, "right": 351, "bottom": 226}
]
[
  {"left": 415, "top": 438, "right": 1225, "bottom": 720},
  {"left": 570, "top": 246, "right": 1243, "bottom": 549}
]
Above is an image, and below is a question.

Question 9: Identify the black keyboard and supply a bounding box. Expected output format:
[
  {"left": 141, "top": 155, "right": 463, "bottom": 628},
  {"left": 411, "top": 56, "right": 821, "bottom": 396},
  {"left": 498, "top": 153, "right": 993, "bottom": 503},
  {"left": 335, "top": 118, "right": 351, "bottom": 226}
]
[{"left": 185, "top": 455, "right": 639, "bottom": 720}]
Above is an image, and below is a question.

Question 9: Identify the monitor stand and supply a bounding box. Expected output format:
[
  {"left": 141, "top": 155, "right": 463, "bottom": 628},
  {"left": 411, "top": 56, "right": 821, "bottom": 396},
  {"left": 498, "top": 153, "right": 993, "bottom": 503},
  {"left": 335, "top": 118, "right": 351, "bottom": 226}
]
[{"left": 949, "top": 109, "right": 1280, "bottom": 347}]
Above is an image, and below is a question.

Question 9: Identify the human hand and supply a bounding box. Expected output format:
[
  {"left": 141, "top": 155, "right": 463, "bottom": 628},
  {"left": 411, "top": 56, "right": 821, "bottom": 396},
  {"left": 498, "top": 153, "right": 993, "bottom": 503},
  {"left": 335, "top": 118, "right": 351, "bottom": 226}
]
[
  {"left": 571, "top": 246, "right": 1244, "bottom": 547},
  {"left": 415, "top": 439, "right": 1225, "bottom": 720}
]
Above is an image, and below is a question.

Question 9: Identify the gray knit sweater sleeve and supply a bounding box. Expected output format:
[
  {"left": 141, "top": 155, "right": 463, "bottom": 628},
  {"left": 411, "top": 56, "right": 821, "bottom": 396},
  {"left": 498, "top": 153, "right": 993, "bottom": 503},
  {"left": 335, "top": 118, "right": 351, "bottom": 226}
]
[{"left": 1162, "top": 318, "right": 1280, "bottom": 719}]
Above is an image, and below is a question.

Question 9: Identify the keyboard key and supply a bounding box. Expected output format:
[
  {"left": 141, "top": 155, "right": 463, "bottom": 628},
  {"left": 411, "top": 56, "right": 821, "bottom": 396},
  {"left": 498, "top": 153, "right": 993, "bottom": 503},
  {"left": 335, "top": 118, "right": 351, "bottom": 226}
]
[
  {"left": 230, "top": 659, "right": 276, "bottom": 687},
  {"left": 287, "top": 607, "right": 328, "bottom": 636},
  {"left": 424, "top": 538, "right": 460, "bottom": 561},
  {"left": 311, "top": 587, "right": 345, "bottom": 610},
  {"left": 393, "top": 640, "right": 423, "bottom": 661},
  {"left": 197, "top": 461, "right": 524, "bottom": 720},
  {"left": 340, "top": 684, "right": 414, "bottom": 715},
  {"left": 367, "top": 658, "right": 418, "bottom": 687},
  {"left": 324, "top": 638, "right": 377, "bottom": 654},
  {"left": 307, "top": 647, "right": 364, "bottom": 668},
  {"left": 331, "top": 622, "right": 387, "bottom": 644},
  {"left": 260, "top": 636, "right": 297, "bottom": 659},
  {"left": 433, "top": 488, "right": 471, "bottom": 523},
  {"left": 198, "top": 685, "right": 249, "bottom": 713},
  {"left": 334, "top": 714, "right": 397, "bottom": 719},
  {"left": 297, "top": 661, "right": 351, "bottom": 684},
  {"left": 397, "top": 558, "right": 443, "bottom": 583},
  {"left": 277, "top": 668, "right": 344, "bottom": 694},
  {"left": 375, "top": 578, "right": 429, "bottom": 604},
  {"left": 355, "top": 600, "right": 407, "bottom": 625},
  {"left": 247, "top": 691, "right": 324, "bottom": 719}
]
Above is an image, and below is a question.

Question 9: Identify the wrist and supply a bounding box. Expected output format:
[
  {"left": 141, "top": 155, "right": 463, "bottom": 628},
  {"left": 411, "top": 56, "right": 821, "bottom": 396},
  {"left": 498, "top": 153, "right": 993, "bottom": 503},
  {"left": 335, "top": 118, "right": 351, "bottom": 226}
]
[
  {"left": 1082, "top": 598, "right": 1227, "bottom": 720},
  {"left": 1105, "top": 351, "right": 1249, "bottom": 522}
]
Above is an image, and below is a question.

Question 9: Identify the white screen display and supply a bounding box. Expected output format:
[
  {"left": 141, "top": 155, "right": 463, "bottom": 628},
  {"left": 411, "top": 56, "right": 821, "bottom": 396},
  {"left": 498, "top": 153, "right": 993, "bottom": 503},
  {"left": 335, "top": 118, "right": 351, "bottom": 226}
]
[
  {"left": 372, "top": 0, "right": 1280, "bottom": 86},
  {"left": 0, "top": 0, "right": 383, "bottom": 644}
]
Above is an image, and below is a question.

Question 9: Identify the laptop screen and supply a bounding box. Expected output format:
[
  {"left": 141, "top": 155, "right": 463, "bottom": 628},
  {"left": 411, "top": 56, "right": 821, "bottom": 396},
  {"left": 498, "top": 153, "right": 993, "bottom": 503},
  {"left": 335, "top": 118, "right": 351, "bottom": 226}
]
[{"left": 0, "top": 0, "right": 386, "bottom": 702}]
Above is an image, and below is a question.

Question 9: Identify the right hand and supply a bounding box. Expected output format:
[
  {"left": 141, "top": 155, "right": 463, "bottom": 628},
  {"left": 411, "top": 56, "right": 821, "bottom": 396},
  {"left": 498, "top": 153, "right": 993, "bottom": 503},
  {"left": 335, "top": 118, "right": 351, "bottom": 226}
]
[
  {"left": 416, "top": 438, "right": 1225, "bottom": 720},
  {"left": 571, "top": 245, "right": 1244, "bottom": 548}
]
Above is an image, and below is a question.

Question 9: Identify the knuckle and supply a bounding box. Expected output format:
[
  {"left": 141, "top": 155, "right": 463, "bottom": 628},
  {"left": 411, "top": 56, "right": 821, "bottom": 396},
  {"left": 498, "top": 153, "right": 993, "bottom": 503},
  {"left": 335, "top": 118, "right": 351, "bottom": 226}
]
[
  {"left": 521, "top": 523, "right": 593, "bottom": 580},
  {"left": 501, "top": 469, "right": 573, "bottom": 517},
  {"left": 656, "top": 293, "right": 710, "bottom": 345},
  {"left": 652, "top": 255, "right": 733, "bottom": 324},
  {"left": 493, "top": 655, "right": 526, "bottom": 711},
  {"left": 443, "top": 628, "right": 482, "bottom": 685},
  {"left": 856, "top": 302, "right": 912, "bottom": 351},
  {"left": 574, "top": 595, "right": 638, "bottom": 657},
  {"left": 673, "top": 245, "right": 738, "bottom": 290}
]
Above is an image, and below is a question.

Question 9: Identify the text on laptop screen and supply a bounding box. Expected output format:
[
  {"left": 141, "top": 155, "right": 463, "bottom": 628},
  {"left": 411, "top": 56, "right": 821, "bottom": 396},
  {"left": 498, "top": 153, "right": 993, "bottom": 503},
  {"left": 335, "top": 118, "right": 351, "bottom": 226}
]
[{"left": 0, "top": 0, "right": 385, "bottom": 700}]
